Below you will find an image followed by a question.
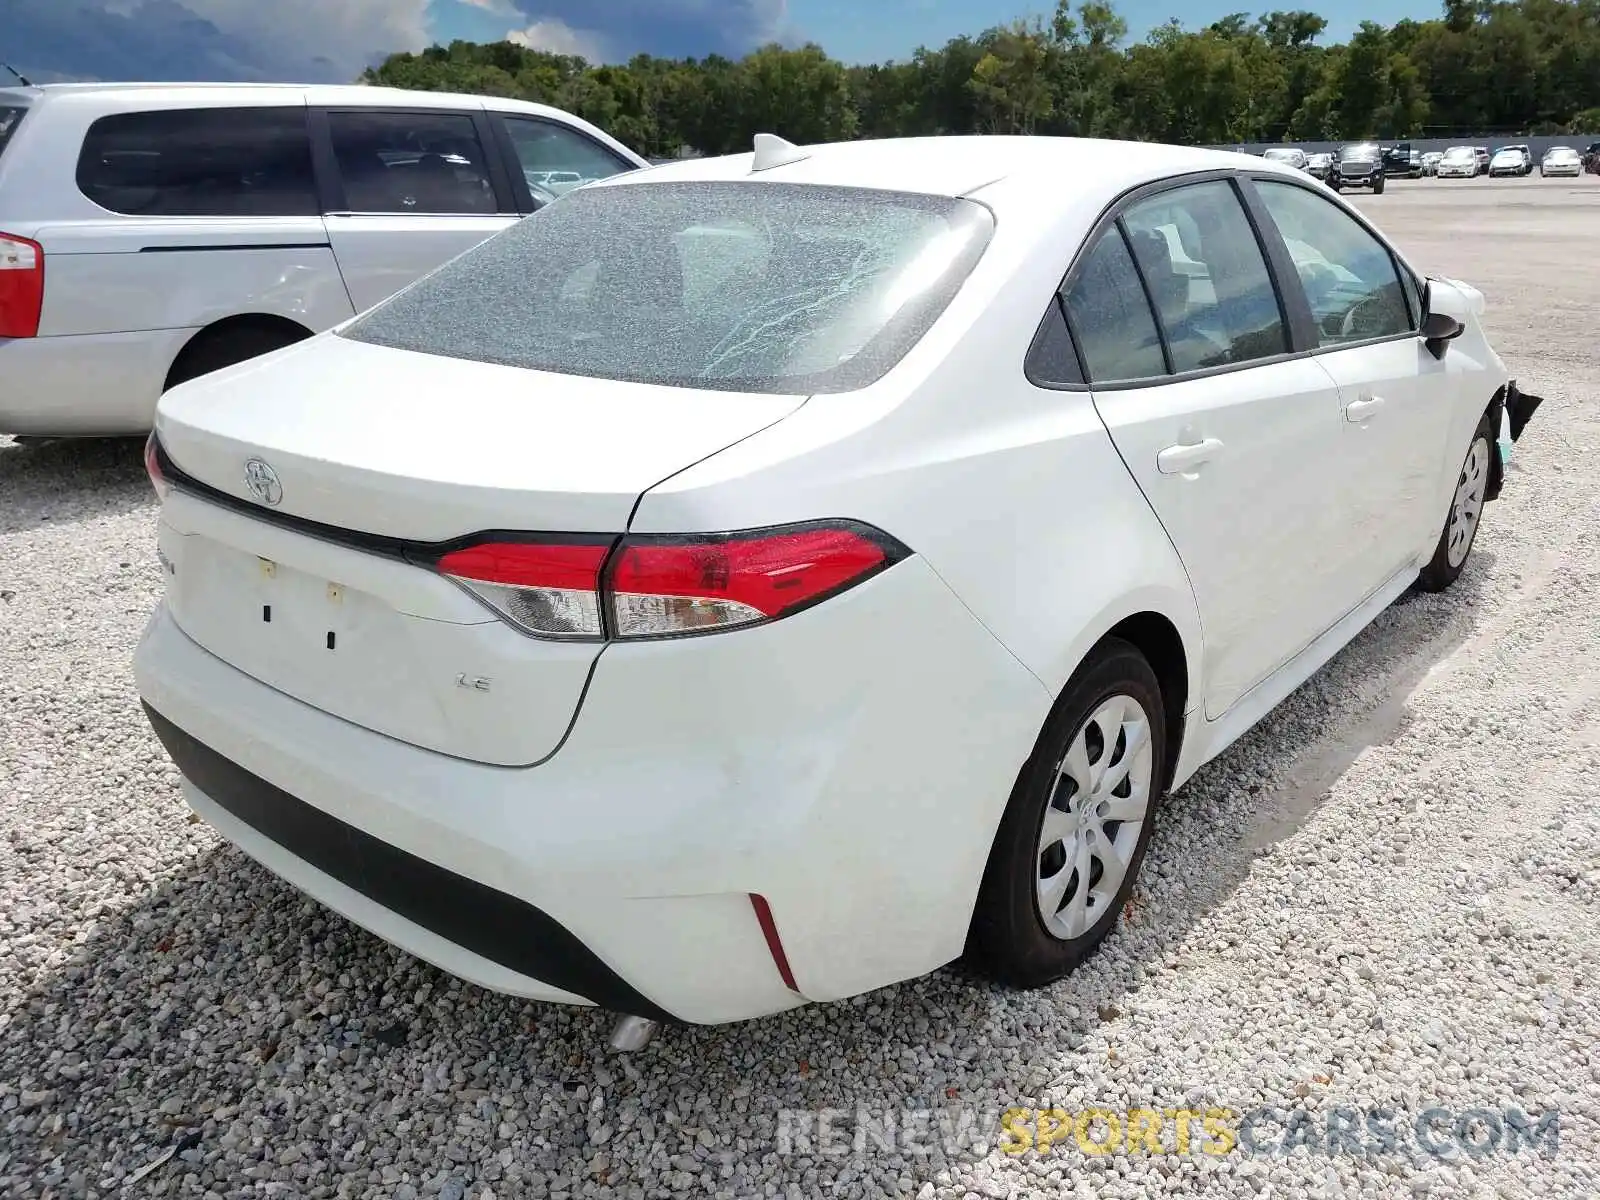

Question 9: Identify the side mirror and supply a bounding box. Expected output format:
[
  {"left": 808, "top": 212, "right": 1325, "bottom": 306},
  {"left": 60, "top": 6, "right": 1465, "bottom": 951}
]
[{"left": 1420, "top": 283, "right": 1464, "bottom": 359}]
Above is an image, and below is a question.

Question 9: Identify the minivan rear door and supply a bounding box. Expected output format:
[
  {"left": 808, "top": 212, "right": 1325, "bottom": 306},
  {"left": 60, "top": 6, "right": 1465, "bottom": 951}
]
[{"left": 313, "top": 106, "right": 519, "bottom": 312}]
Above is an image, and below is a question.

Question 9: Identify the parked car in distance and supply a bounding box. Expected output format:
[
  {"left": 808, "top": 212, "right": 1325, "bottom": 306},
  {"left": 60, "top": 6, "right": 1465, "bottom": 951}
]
[
  {"left": 1436, "top": 145, "right": 1479, "bottom": 179},
  {"left": 1382, "top": 142, "right": 1422, "bottom": 177},
  {"left": 1331, "top": 142, "right": 1385, "bottom": 192},
  {"left": 134, "top": 134, "right": 1537, "bottom": 1029},
  {"left": 0, "top": 82, "right": 648, "bottom": 438},
  {"left": 1473, "top": 146, "right": 1492, "bottom": 174},
  {"left": 1305, "top": 151, "right": 1333, "bottom": 180},
  {"left": 1421, "top": 151, "right": 1443, "bottom": 176},
  {"left": 1585, "top": 141, "right": 1600, "bottom": 174},
  {"left": 1261, "top": 146, "right": 1308, "bottom": 171},
  {"left": 1540, "top": 145, "right": 1582, "bottom": 177},
  {"left": 1488, "top": 145, "right": 1532, "bottom": 177}
]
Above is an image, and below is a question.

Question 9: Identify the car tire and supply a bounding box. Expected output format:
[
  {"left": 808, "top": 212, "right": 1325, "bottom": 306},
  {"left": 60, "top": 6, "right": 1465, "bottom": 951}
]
[
  {"left": 1373, "top": 176, "right": 1386, "bottom": 194},
  {"left": 165, "top": 319, "right": 312, "bottom": 392},
  {"left": 966, "top": 637, "right": 1166, "bottom": 990},
  {"left": 1418, "top": 417, "right": 1494, "bottom": 593}
]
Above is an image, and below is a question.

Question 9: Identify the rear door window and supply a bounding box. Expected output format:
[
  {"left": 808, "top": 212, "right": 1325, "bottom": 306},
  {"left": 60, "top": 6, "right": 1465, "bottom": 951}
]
[
  {"left": 76, "top": 107, "right": 317, "bottom": 216},
  {"left": 326, "top": 110, "right": 499, "bottom": 215},
  {"left": 0, "top": 106, "right": 24, "bottom": 158},
  {"left": 1121, "top": 181, "right": 1288, "bottom": 373}
]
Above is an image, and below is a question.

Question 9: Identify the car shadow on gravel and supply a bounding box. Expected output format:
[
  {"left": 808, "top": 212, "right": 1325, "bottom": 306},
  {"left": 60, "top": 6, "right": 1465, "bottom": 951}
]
[
  {"left": 0, "top": 436, "right": 153, "bottom": 537},
  {"left": 0, "top": 558, "right": 1497, "bottom": 1195}
]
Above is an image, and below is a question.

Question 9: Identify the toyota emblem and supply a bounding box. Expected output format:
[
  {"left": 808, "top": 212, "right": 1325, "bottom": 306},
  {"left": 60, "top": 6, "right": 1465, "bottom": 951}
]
[{"left": 243, "top": 458, "right": 283, "bottom": 507}]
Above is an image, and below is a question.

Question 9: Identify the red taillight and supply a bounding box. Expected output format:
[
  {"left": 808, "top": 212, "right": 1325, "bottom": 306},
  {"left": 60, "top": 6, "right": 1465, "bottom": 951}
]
[
  {"left": 0, "top": 231, "right": 44, "bottom": 339},
  {"left": 610, "top": 526, "right": 894, "bottom": 637},
  {"left": 436, "top": 540, "right": 610, "bottom": 639},
  {"left": 143, "top": 432, "right": 169, "bottom": 500},
  {"left": 431, "top": 522, "right": 906, "bottom": 641}
]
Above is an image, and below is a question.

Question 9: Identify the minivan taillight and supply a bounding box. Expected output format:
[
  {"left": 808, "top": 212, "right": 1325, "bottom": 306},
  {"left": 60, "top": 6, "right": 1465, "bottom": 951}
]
[
  {"left": 433, "top": 522, "right": 908, "bottom": 641},
  {"left": 0, "top": 231, "right": 43, "bottom": 339}
]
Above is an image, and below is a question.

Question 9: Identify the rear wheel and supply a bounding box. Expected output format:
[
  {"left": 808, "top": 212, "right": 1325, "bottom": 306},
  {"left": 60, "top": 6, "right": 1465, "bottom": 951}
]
[
  {"left": 967, "top": 639, "right": 1165, "bottom": 989},
  {"left": 165, "top": 319, "right": 312, "bottom": 392},
  {"left": 1419, "top": 418, "right": 1493, "bottom": 593}
]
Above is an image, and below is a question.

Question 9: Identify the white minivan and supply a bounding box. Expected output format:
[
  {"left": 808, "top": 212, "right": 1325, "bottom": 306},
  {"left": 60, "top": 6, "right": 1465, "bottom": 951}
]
[{"left": 0, "top": 83, "right": 647, "bottom": 437}]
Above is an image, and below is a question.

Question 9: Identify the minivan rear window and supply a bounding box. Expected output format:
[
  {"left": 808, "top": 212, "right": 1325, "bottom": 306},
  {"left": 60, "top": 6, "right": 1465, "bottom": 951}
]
[
  {"left": 76, "top": 107, "right": 317, "bottom": 217},
  {"left": 341, "top": 180, "right": 995, "bottom": 395},
  {"left": 0, "top": 107, "right": 24, "bottom": 158}
]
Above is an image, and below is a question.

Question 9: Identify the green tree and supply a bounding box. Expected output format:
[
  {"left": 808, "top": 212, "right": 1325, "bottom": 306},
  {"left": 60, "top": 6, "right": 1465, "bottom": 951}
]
[
  {"left": 362, "top": 0, "right": 1600, "bottom": 154},
  {"left": 968, "top": 20, "right": 1060, "bottom": 133}
]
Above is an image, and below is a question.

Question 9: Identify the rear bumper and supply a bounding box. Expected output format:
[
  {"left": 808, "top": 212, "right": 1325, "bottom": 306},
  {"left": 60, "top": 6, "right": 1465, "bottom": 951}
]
[
  {"left": 134, "top": 554, "right": 1052, "bottom": 1023},
  {"left": 0, "top": 328, "right": 193, "bottom": 436},
  {"left": 143, "top": 702, "right": 667, "bottom": 1016}
]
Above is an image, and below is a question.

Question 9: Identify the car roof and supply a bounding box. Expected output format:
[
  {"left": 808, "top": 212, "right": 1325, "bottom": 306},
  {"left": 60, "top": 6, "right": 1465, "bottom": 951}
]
[
  {"left": 596, "top": 135, "right": 1297, "bottom": 208},
  {"left": 15, "top": 80, "right": 580, "bottom": 121}
]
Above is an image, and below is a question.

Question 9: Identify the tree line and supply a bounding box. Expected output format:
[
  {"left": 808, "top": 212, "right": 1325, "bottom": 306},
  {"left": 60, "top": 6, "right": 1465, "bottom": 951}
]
[{"left": 363, "top": 0, "right": 1600, "bottom": 156}]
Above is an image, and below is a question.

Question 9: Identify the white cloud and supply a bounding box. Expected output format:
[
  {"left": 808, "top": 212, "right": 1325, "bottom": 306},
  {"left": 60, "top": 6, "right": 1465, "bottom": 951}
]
[
  {"left": 505, "top": 18, "right": 610, "bottom": 62},
  {"left": 458, "top": 0, "right": 521, "bottom": 15},
  {"left": 188, "top": 0, "right": 432, "bottom": 74}
]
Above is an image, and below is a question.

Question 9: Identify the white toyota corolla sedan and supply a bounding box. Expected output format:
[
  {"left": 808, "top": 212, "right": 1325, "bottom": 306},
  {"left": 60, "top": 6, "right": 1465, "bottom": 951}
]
[{"left": 134, "top": 134, "right": 1540, "bottom": 1035}]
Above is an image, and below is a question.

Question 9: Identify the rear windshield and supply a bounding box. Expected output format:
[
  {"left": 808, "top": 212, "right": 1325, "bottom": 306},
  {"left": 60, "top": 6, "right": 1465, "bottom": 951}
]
[
  {"left": 0, "top": 106, "right": 25, "bottom": 158},
  {"left": 341, "top": 180, "right": 995, "bottom": 395}
]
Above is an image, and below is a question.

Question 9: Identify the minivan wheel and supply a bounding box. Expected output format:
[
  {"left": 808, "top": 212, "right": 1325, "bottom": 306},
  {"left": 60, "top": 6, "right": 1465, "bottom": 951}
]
[
  {"left": 967, "top": 638, "right": 1165, "bottom": 989},
  {"left": 1418, "top": 417, "right": 1493, "bottom": 593},
  {"left": 165, "top": 319, "right": 312, "bottom": 392}
]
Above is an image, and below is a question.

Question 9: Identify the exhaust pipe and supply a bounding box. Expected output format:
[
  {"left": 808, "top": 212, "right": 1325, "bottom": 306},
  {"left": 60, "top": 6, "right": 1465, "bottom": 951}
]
[{"left": 608, "top": 1015, "right": 659, "bottom": 1051}]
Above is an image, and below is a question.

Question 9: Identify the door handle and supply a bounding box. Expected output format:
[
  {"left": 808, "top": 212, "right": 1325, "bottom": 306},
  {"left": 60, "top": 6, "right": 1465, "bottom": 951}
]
[
  {"left": 1345, "top": 396, "right": 1385, "bottom": 423},
  {"left": 1156, "top": 437, "right": 1225, "bottom": 475}
]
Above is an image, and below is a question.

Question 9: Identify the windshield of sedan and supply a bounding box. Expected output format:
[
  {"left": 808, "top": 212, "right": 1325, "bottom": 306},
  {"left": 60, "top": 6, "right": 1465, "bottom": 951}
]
[
  {"left": 1442, "top": 147, "right": 1475, "bottom": 162},
  {"left": 342, "top": 180, "right": 995, "bottom": 395},
  {"left": 1546, "top": 148, "right": 1578, "bottom": 160},
  {"left": 1262, "top": 148, "right": 1300, "bottom": 162},
  {"left": 1339, "top": 144, "right": 1379, "bottom": 162}
]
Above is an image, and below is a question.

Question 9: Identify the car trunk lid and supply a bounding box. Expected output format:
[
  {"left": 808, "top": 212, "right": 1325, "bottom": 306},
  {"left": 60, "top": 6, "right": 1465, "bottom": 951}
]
[{"left": 153, "top": 334, "right": 803, "bottom": 765}]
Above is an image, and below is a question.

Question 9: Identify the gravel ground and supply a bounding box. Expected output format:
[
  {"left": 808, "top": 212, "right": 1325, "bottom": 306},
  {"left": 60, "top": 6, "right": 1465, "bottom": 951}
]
[{"left": 3, "top": 178, "right": 1598, "bottom": 1200}]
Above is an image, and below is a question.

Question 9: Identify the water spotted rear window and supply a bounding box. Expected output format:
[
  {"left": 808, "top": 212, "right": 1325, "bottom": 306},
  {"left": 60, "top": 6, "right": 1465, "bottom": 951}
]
[{"left": 341, "top": 180, "right": 995, "bottom": 395}]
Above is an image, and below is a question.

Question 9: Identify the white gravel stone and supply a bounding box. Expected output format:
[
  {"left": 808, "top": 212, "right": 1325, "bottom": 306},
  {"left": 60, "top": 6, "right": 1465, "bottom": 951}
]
[{"left": 2, "top": 181, "right": 1599, "bottom": 1200}]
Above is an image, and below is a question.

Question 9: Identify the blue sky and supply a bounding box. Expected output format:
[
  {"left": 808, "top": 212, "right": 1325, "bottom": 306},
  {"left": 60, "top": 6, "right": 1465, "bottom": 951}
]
[
  {"left": 431, "top": 0, "right": 1446, "bottom": 65},
  {"left": 8, "top": 0, "right": 1447, "bottom": 87}
]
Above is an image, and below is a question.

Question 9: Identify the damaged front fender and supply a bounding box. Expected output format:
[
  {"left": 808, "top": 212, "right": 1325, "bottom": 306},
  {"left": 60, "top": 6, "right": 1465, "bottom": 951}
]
[{"left": 1484, "top": 379, "right": 1544, "bottom": 502}]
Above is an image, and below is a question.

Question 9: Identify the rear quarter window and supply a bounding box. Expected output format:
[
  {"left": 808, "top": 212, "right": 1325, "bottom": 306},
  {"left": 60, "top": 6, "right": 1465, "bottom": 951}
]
[
  {"left": 76, "top": 107, "right": 317, "bottom": 217},
  {"left": 0, "top": 106, "right": 25, "bottom": 158}
]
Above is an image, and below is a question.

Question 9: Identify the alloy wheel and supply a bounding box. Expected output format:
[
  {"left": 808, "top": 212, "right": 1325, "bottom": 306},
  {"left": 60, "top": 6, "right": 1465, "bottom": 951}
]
[
  {"left": 1034, "top": 694, "right": 1155, "bottom": 940},
  {"left": 1447, "top": 436, "right": 1490, "bottom": 568}
]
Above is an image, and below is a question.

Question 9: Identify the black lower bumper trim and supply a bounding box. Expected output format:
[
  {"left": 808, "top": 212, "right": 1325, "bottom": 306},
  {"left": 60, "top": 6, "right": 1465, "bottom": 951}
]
[{"left": 141, "top": 703, "right": 675, "bottom": 1023}]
